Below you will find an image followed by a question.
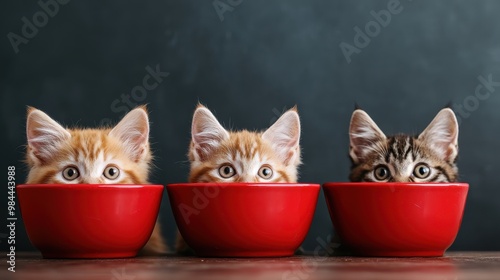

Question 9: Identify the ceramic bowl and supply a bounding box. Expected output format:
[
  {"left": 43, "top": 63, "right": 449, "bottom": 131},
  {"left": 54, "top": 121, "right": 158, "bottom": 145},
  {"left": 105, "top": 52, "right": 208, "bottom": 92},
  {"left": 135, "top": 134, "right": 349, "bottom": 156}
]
[
  {"left": 167, "top": 183, "right": 320, "bottom": 257},
  {"left": 17, "top": 184, "right": 164, "bottom": 258},
  {"left": 323, "top": 182, "right": 469, "bottom": 257}
]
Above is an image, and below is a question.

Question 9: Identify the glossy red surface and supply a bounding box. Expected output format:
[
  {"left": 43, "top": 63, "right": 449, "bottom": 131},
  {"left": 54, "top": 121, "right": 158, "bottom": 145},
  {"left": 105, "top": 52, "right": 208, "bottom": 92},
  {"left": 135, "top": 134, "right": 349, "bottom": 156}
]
[
  {"left": 167, "top": 183, "right": 320, "bottom": 257},
  {"left": 323, "top": 182, "right": 469, "bottom": 257},
  {"left": 17, "top": 184, "right": 164, "bottom": 259}
]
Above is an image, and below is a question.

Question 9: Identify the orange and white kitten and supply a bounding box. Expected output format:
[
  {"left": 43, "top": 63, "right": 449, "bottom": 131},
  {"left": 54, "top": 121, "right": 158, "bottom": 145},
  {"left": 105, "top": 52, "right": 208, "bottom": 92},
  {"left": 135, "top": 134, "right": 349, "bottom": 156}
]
[
  {"left": 25, "top": 106, "right": 167, "bottom": 255},
  {"left": 189, "top": 104, "right": 302, "bottom": 183},
  {"left": 176, "top": 104, "right": 302, "bottom": 252}
]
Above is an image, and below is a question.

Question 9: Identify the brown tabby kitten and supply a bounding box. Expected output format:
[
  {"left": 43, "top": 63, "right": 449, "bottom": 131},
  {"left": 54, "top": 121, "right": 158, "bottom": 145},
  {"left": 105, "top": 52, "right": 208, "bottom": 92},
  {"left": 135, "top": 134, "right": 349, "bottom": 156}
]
[
  {"left": 176, "top": 104, "right": 302, "bottom": 252},
  {"left": 329, "top": 108, "right": 460, "bottom": 255},
  {"left": 25, "top": 106, "right": 167, "bottom": 255},
  {"left": 349, "top": 108, "right": 459, "bottom": 182}
]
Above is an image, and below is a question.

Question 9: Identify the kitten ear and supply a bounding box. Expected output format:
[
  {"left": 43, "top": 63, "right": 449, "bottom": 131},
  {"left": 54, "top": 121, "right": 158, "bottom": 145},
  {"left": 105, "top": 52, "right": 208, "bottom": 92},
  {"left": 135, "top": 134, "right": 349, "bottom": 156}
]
[
  {"left": 349, "top": 109, "right": 386, "bottom": 164},
  {"left": 262, "top": 107, "right": 301, "bottom": 165},
  {"left": 191, "top": 105, "right": 230, "bottom": 161},
  {"left": 26, "top": 107, "right": 71, "bottom": 164},
  {"left": 109, "top": 107, "right": 150, "bottom": 162},
  {"left": 418, "top": 108, "right": 459, "bottom": 163}
]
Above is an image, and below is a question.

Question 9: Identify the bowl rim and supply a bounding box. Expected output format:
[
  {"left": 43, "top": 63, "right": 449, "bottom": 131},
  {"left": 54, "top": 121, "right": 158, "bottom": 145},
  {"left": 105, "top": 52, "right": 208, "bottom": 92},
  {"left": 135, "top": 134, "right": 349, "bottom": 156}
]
[
  {"left": 167, "top": 182, "right": 320, "bottom": 188},
  {"left": 17, "top": 184, "right": 164, "bottom": 189},
  {"left": 323, "top": 182, "right": 469, "bottom": 188}
]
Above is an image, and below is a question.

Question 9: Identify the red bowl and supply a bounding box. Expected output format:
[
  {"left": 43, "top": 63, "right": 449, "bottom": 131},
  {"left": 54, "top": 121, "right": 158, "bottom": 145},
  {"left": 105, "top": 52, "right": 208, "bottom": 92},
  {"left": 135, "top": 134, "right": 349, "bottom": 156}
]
[
  {"left": 167, "top": 183, "right": 320, "bottom": 257},
  {"left": 323, "top": 182, "right": 469, "bottom": 257},
  {"left": 17, "top": 184, "right": 163, "bottom": 258}
]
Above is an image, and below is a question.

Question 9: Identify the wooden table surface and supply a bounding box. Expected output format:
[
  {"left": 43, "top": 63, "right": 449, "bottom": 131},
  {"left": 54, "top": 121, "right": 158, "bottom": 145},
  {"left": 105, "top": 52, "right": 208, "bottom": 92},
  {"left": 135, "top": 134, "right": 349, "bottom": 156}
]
[{"left": 2, "top": 252, "right": 500, "bottom": 280}]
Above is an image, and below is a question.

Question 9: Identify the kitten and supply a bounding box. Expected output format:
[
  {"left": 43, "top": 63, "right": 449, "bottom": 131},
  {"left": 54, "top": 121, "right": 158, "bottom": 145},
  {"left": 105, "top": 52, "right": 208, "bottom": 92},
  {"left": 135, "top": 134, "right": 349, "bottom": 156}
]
[
  {"left": 25, "top": 106, "right": 167, "bottom": 255},
  {"left": 329, "top": 108, "right": 460, "bottom": 255},
  {"left": 176, "top": 104, "right": 302, "bottom": 252},
  {"left": 348, "top": 108, "right": 459, "bottom": 182}
]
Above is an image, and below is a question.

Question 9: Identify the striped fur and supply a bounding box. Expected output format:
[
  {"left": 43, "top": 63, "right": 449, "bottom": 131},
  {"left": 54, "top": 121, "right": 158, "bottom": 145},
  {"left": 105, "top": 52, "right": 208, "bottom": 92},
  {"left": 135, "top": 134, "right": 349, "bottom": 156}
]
[
  {"left": 25, "top": 106, "right": 167, "bottom": 255},
  {"left": 188, "top": 105, "right": 302, "bottom": 184},
  {"left": 188, "top": 130, "right": 299, "bottom": 183},
  {"left": 349, "top": 108, "right": 459, "bottom": 183},
  {"left": 176, "top": 104, "right": 302, "bottom": 252}
]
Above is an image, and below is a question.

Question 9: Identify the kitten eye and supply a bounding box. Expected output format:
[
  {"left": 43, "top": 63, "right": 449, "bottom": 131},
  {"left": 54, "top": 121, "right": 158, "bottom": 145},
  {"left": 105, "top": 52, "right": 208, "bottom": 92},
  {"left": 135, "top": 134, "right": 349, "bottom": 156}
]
[
  {"left": 258, "top": 165, "right": 273, "bottom": 179},
  {"left": 413, "top": 163, "right": 431, "bottom": 179},
  {"left": 103, "top": 165, "right": 120, "bottom": 180},
  {"left": 62, "top": 166, "right": 80, "bottom": 181},
  {"left": 218, "top": 165, "right": 236, "bottom": 178},
  {"left": 374, "top": 165, "right": 390, "bottom": 181}
]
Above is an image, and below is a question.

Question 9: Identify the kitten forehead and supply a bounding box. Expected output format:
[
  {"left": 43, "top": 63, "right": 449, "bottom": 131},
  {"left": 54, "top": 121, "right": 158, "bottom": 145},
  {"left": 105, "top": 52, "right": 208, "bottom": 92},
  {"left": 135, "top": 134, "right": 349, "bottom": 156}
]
[
  {"left": 215, "top": 131, "right": 276, "bottom": 162},
  {"left": 384, "top": 137, "right": 417, "bottom": 176}
]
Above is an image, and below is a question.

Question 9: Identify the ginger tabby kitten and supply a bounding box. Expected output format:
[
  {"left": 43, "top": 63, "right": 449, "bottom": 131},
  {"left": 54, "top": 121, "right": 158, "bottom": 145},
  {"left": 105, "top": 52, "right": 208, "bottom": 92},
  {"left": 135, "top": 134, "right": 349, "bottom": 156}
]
[
  {"left": 176, "top": 104, "right": 302, "bottom": 252},
  {"left": 25, "top": 106, "right": 167, "bottom": 255}
]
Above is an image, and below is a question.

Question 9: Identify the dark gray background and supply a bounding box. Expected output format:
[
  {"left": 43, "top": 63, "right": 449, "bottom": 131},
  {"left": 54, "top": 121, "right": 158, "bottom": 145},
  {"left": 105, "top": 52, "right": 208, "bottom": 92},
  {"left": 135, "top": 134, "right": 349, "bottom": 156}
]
[{"left": 1, "top": 0, "right": 500, "bottom": 252}]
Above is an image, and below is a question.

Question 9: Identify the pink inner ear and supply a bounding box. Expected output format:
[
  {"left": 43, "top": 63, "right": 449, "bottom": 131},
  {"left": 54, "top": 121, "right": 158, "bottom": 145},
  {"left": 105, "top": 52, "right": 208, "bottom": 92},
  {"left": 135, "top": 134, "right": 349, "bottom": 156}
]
[
  {"left": 447, "top": 144, "right": 457, "bottom": 159},
  {"left": 262, "top": 110, "right": 301, "bottom": 165},
  {"left": 195, "top": 146, "right": 207, "bottom": 161},
  {"left": 284, "top": 148, "right": 298, "bottom": 166},
  {"left": 26, "top": 110, "right": 72, "bottom": 164},
  {"left": 349, "top": 110, "right": 387, "bottom": 163},
  {"left": 109, "top": 108, "right": 150, "bottom": 162},
  {"left": 418, "top": 109, "right": 459, "bottom": 162},
  {"left": 349, "top": 130, "right": 381, "bottom": 161}
]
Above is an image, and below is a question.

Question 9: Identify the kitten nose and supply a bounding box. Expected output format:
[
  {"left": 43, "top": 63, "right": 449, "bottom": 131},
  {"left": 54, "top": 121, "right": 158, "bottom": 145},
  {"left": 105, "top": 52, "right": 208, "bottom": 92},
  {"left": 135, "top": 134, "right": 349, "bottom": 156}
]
[
  {"left": 85, "top": 177, "right": 105, "bottom": 184},
  {"left": 392, "top": 175, "right": 411, "bottom": 182},
  {"left": 238, "top": 175, "right": 259, "bottom": 182}
]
